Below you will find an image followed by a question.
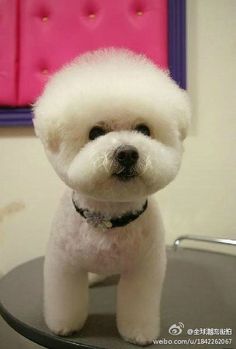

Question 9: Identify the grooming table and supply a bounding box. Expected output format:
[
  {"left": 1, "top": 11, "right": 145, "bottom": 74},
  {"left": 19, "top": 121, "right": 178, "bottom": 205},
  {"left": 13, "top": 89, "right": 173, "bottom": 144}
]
[{"left": 0, "top": 239, "right": 235, "bottom": 349}]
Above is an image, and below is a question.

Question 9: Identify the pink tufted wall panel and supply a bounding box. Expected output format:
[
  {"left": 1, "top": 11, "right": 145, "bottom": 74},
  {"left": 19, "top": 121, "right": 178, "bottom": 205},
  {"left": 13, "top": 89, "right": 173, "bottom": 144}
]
[
  {"left": 18, "top": 0, "right": 168, "bottom": 106},
  {"left": 0, "top": 0, "right": 167, "bottom": 106},
  {"left": 0, "top": 0, "right": 18, "bottom": 105}
]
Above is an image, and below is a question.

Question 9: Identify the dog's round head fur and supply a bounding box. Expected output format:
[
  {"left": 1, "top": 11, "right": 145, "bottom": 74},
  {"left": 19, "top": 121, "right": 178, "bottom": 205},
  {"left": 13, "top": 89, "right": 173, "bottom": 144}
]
[{"left": 34, "top": 49, "right": 190, "bottom": 202}]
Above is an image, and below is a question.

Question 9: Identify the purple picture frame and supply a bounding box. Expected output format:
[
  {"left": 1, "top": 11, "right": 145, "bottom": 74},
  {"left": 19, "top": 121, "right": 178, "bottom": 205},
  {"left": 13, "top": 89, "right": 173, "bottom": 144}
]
[
  {"left": 0, "top": 0, "right": 186, "bottom": 127},
  {"left": 168, "top": 0, "right": 186, "bottom": 89}
]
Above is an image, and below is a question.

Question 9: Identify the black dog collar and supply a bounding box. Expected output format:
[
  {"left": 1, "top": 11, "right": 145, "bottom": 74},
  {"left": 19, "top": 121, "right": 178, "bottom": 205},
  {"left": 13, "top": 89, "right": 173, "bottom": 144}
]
[{"left": 72, "top": 195, "right": 148, "bottom": 230}]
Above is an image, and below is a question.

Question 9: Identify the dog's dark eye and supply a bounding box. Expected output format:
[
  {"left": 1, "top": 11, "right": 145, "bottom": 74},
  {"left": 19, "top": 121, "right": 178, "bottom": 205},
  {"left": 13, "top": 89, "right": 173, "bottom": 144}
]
[
  {"left": 134, "top": 124, "right": 150, "bottom": 136},
  {"left": 89, "top": 126, "right": 106, "bottom": 140}
]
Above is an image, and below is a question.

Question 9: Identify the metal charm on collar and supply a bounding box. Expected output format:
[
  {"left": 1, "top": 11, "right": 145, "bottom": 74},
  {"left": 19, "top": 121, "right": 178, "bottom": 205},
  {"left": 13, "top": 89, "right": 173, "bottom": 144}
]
[{"left": 72, "top": 191, "right": 148, "bottom": 230}]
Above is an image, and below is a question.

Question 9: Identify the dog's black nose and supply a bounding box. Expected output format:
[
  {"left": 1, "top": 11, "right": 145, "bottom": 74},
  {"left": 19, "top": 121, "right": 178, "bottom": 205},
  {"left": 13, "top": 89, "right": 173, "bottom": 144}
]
[{"left": 115, "top": 145, "right": 139, "bottom": 167}]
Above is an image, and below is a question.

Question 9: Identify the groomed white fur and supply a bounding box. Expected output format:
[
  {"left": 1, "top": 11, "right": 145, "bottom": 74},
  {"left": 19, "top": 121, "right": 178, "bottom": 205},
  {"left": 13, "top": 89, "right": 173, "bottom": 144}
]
[{"left": 34, "top": 48, "right": 190, "bottom": 345}]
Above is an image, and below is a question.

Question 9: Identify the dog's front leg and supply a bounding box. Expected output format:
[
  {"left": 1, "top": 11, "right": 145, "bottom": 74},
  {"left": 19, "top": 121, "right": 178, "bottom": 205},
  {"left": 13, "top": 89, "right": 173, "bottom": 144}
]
[
  {"left": 117, "top": 245, "right": 166, "bottom": 346},
  {"left": 44, "top": 244, "right": 89, "bottom": 336}
]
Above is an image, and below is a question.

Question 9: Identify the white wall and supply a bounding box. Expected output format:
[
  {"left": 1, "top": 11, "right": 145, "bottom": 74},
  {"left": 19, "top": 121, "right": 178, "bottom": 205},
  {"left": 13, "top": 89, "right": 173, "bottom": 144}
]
[
  {"left": 158, "top": 0, "right": 236, "bottom": 253},
  {"left": 0, "top": 0, "right": 236, "bottom": 276}
]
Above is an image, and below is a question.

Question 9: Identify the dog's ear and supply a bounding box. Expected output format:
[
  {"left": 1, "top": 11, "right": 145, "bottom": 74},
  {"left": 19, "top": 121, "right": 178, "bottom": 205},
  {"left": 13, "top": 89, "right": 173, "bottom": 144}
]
[
  {"left": 33, "top": 107, "right": 61, "bottom": 153},
  {"left": 176, "top": 89, "right": 191, "bottom": 141}
]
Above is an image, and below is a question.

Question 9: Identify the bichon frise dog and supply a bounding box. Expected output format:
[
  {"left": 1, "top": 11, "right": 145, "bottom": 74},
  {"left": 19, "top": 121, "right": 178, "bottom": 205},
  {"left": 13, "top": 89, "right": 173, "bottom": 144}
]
[{"left": 34, "top": 48, "right": 190, "bottom": 346}]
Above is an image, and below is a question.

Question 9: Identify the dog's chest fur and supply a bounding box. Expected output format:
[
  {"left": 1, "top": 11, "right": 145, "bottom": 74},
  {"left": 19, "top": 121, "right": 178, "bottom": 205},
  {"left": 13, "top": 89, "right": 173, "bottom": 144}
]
[
  {"left": 53, "top": 190, "right": 154, "bottom": 275},
  {"left": 60, "top": 216, "right": 151, "bottom": 275}
]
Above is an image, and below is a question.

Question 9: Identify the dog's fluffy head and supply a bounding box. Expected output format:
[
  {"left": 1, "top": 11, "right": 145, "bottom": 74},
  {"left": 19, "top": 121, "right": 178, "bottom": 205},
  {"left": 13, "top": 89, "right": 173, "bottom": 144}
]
[{"left": 34, "top": 48, "right": 190, "bottom": 202}]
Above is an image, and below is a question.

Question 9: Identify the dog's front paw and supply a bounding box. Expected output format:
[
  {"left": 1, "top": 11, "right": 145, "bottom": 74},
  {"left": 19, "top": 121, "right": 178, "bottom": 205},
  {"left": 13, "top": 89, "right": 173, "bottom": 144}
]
[
  {"left": 45, "top": 316, "right": 86, "bottom": 337},
  {"left": 48, "top": 324, "right": 78, "bottom": 337},
  {"left": 118, "top": 325, "right": 160, "bottom": 346},
  {"left": 122, "top": 333, "right": 159, "bottom": 346}
]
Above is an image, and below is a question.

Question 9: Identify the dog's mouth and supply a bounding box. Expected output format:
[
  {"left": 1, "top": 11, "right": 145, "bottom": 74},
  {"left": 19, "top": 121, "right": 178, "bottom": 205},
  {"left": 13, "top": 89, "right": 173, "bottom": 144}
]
[{"left": 113, "top": 167, "right": 138, "bottom": 182}]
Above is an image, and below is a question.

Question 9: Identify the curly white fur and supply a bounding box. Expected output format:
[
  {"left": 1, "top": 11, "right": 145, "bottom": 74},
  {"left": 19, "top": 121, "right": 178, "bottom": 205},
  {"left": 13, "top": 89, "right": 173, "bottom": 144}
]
[{"left": 34, "top": 48, "right": 190, "bottom": 345}]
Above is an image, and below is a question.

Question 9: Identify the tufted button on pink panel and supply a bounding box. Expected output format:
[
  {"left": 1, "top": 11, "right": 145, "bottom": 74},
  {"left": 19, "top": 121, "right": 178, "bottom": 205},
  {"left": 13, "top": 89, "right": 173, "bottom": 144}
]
[
  {"left": 42, "top": 16, "right": 49, "bottom": 22},
  {"left": 18, "top": 0, "right": 167, "bottom": 105},
  {"left": 0, "top": 0, "right": 17, "bottom": 105},
  {"left": 88, "top": 13, "right": 96, "bottom": 19}
]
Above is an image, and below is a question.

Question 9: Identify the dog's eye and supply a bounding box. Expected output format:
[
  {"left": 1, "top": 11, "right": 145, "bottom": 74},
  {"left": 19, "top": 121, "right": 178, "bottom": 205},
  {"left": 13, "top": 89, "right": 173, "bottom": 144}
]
[
  {"left": 89, "top": 126, "right": 106, "bottom": 140},
  {"left": 134, "top": 124, "right": 150, "bottom": 136}
]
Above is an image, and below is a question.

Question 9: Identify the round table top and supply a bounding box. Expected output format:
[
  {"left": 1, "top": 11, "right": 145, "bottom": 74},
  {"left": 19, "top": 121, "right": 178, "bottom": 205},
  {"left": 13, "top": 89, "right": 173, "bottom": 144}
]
[{"left": 0, "top": 248, "right": 235, "bottom": 349}]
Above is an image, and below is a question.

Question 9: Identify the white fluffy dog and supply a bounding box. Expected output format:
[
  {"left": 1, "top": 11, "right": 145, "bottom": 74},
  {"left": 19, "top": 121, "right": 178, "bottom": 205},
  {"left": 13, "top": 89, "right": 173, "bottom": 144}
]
[{"left": 34, "top": 48, "right": 190, "bottom": 346}]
